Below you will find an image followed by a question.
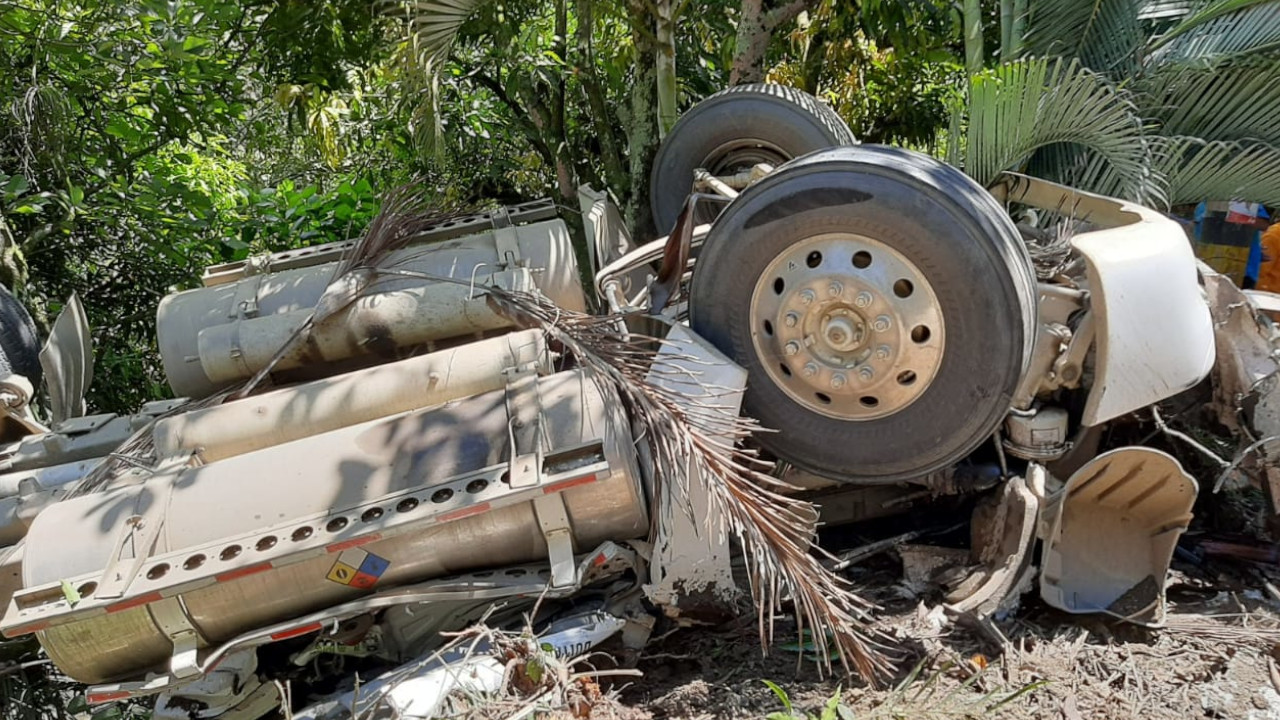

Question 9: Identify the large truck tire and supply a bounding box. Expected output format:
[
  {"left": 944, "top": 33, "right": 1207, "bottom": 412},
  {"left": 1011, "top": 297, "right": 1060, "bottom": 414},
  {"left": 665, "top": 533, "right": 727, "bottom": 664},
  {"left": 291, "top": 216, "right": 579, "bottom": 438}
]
[
  {"left": 650, "top": 83, "right": 856, "bottom": 233},
  {"left": 689, "top": 145, "right": 1037, "bottom": 483},
  {"left": 0, "top": 283, "right": 40, "bottom": 386}
]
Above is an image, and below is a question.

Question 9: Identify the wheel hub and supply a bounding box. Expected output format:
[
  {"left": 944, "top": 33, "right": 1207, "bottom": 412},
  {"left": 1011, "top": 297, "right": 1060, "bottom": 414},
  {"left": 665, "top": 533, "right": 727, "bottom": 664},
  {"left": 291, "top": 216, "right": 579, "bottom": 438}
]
[{"left": 749, "top": 233, "right": 945, "bottom": 420}]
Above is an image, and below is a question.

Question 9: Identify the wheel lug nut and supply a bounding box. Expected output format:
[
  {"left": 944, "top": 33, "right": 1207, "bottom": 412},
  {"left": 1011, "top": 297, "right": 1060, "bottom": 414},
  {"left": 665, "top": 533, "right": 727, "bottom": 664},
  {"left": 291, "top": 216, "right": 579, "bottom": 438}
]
[
  {"left": 784, "top": 312, "right": 799, "bottom": 327},
  {"left": 875, "top": 344, "right": 891, "bottom": 361},
  {"left": 803, "top": 363, "right": 818, "bottom": 378},
  {"left": 784, "top": 341, "right": 800, "bottom": 356},
  {"left": 799, "top": 290, "right": 816, "bottom": 305},
  {"left": 873, "top": 315, "right": 892, "bottom": 332},
  {"left": 831, "top": 374, "right": 846, "bottom": 389},
  {"left": 854, "top": 291, "right": 873, "bottom": 308},
  {"left": 827, "top": 281, "right": 843, "bottom": 297},
  {"left": 859, "top": 366, "right": 874, "bottom": 381}
]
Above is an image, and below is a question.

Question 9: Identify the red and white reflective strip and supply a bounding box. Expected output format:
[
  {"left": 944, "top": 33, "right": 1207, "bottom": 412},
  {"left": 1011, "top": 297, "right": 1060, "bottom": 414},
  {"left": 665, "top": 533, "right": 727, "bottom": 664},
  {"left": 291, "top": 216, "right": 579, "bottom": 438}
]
[{"left": 86, "top": 690, "right": 132, "bottom": 705}]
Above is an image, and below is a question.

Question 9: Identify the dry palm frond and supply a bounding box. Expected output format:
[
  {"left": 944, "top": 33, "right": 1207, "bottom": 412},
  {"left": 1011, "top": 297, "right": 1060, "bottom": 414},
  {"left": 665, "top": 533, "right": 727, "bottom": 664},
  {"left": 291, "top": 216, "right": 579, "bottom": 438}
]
[
  {"left": 238, "top": 180, "right": 466, "bottom": 397},
  {"left": 480, "top": 285, "right": 893, "bottom": 681},
  {"left": 63, "top": 389, "right": 236, "bottom": 499}
]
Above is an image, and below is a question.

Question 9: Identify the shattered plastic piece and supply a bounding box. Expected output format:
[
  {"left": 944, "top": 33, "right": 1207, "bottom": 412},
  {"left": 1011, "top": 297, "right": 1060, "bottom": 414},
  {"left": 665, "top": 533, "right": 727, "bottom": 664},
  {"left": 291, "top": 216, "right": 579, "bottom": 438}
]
[{"left": 293, "top": 611, "right": 626, "bottom": 720}]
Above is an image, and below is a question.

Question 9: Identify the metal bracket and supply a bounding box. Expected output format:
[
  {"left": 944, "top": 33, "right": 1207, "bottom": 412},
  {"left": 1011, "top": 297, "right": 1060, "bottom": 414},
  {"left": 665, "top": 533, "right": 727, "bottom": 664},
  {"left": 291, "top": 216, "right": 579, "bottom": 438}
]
[
  {"left": 96, "top": 481, "right": 171, "bottom": 600},
  {"left": 533, "top": 494, "right": 577, "bottom": 588},
  {"left": 228, "top": 273, "right": 263, "bottom": 320},
  {"left": 491, "top": 206, "right": 524, "bottom": 269},
  {"left": 148, "top": 597, "right": 206, "bottom": 678},
  {"left": 502, "top": 363, "right": 543, "bottom": 489}
]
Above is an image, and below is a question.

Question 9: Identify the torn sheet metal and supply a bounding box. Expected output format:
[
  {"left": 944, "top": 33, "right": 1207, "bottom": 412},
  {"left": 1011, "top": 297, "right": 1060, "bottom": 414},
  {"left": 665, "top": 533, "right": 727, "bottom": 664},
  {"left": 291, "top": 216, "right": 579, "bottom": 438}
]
[{"left": 641, "top": 322, "right": 742, "bottom": 620}]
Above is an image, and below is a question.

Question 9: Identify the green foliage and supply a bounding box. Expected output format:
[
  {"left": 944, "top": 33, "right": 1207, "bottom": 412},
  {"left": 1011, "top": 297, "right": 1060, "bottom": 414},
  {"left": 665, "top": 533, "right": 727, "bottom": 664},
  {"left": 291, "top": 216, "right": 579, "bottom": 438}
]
[{"left": 953, "top": 0, "right": 1280, "bottom": 207}]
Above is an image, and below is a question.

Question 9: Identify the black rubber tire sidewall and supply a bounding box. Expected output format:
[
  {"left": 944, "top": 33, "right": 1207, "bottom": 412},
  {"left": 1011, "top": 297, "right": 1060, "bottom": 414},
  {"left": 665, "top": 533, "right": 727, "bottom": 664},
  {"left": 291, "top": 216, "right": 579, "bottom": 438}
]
[
  {"left": 0, "top": 283, "right": 41, "bottom": 386},
  {"left": 650, "top": 83, "right": 856, "bottom": 234},
  {"left": 690, "top": 145, "right": 1035, "bottom": 482}
]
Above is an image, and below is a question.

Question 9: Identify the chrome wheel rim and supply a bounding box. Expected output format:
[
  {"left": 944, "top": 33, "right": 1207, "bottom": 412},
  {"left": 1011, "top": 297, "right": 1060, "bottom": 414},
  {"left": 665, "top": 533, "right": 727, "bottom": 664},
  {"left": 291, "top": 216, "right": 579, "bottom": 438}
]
[{"left": 749, "top": 233, "right": 945, "bottom": 420}]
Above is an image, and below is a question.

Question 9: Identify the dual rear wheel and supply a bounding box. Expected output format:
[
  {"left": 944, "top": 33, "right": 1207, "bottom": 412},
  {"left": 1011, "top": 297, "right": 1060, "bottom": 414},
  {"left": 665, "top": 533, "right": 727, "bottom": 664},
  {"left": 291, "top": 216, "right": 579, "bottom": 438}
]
[{"left": 653, "top": 86, "right": 1036, "bottom": 483}]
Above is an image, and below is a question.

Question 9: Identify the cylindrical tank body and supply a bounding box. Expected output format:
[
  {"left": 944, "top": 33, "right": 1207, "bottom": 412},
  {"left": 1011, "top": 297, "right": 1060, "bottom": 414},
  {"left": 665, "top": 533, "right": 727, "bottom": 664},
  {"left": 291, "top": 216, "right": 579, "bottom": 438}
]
[
  {"left": 157, "top": 220, "right": 584, "bottom": 398},
  {"left": 21, "top": 370, "right": 646, "bottom": 683},
  {"left": 151, "top": 329, "right": 551, "bottom": 463}
]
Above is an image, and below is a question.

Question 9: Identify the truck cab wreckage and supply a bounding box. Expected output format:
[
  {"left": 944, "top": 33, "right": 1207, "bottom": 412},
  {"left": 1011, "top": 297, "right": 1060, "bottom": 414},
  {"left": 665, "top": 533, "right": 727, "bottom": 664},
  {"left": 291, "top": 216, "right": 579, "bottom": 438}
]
[{"left": 0, "top": 84, "right": 1268, "bottom": 718}]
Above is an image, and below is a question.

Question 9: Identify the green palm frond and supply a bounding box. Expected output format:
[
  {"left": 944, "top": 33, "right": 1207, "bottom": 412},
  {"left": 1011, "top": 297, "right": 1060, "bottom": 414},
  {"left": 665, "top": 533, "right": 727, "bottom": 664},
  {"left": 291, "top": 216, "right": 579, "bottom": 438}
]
[
  {"left": 393, "top": 0, "right": 489, "bottom": 69},
  {"left": 1156, "top": 136, "right": 1280, "bottom": 205},
  {"left": 949, "top": 58, "right": 1158, "bottom": 203},
  {"left": 1021, "top": 0, "right": 1144, "bottom": 76},
  {"left": 1135, "top": 59, "right": 1280, "bottom": 144},
  {"left": 1148, "top": 1, "right": 1280, "bottom": 63},
  {"left": 1148, "top": 0, "right": 1278, "bottom": 50}
]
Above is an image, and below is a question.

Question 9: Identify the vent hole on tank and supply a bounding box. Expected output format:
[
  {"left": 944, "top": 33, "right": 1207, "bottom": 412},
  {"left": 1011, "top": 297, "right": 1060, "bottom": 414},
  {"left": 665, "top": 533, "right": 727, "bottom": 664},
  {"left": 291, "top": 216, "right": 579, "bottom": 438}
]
[
  {"left": 466, "top": 479, "right": 489, "bottom": 494},
  {"left": 326, "top": 517, "right": 348, "bottom": 533},
  {"left": 396, "top": 498, "right": 419, "bottom": 513},
  {"left": 292, "top": 527, "right": 313, "bottom": 542},
  {"left": 183, "top": 554, "right": 206, "bottom": 571},
  {"left": 220, "top": 545, "right": 242, "bottom": 561},
  {"left": 361, "top": 508, "right": 384, "bottom": 523},
  {"left": 256, "top": 536, "right": 278, "bottom": 552},
  {"left": 431, "top": 488, "right": 454, "bottom": 503}
]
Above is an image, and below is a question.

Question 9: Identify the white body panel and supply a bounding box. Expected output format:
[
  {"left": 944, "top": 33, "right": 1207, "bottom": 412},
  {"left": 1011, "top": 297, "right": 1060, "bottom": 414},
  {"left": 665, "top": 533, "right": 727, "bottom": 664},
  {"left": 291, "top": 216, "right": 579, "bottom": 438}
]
[{"left": 994, "top": 175, "right": 1215, "bottom": 425}]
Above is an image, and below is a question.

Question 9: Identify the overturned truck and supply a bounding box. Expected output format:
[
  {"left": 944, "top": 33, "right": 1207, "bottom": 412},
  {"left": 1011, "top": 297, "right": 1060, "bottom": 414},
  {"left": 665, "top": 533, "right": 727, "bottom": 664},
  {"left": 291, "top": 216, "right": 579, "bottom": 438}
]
[{"left": 0, "top": 84, "right": 1256, "bottom": 718}]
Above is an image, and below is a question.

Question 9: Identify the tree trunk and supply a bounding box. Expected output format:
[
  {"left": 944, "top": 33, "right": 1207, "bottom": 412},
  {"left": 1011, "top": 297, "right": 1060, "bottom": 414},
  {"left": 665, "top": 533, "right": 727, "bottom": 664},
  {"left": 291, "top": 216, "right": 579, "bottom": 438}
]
[
  {"left": 575, "top": 0, "right": 629, "bottom": 195},
  {"left": 1000, "top": 0, "right": 1014, "bottom": 58},
  {"left": 731, "top": 0, "right": 812, "bottom": 85},
  {"left": 655, "top": 0, "right": 678, "bottom": 137},
  {"left": 731, "top": 0, "right": 768, "bottom": 84},
  {"left": 963, "top": 0, "right": 984, "bottom": 76},
  {"left": 1011, "top": 0, "right": 1028, "bottom": 56},
  {"left": 624, "top": 0, "right": 661, "bottom": 242}
]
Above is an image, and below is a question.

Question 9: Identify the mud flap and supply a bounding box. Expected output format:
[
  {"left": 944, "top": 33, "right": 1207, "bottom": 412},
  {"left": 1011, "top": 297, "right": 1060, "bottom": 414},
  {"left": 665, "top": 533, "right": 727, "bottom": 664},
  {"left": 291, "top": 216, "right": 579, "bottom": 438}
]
[{"left": 1039, "top": 447, "right": 1197, "bottom": 626}]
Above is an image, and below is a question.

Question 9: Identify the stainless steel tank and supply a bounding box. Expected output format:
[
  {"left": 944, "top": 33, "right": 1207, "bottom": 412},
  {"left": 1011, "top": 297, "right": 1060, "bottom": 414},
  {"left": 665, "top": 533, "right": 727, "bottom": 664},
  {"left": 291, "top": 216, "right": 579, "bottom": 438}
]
[
  {"left": 10, "top": 370, "right": 647, "bottom": 683},
  {"left": 156, "top": 219, "right": 585, "bottom": 398}
]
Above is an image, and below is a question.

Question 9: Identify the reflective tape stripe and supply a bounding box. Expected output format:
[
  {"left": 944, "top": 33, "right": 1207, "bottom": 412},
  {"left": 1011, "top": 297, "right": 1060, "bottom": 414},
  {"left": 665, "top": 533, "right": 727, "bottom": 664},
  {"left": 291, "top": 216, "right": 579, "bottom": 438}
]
[
  {"left": 214, "top": 563, "right": 271, "bottom": 583},
  {"left": 543, "top": 473, "right": 597, "bottom": 494},
  {"left": 325, "top": 534, "right": 382, "bottom": 553},
  {"left": 270, "top": 622, "right": 323, "bottom": 641},
  {"left": 438, "top": 503, "right": 491, "bottom": 523},
  {"left": 106, "top": 592, "right": 163, "bottom": 614}
]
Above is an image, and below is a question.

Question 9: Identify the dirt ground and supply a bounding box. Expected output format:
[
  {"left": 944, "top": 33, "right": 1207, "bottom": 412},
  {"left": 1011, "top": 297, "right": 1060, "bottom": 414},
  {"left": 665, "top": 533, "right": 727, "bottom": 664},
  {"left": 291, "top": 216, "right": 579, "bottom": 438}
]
[{"left": 591, "top": 556, "right": 1280, "bottom": 720}]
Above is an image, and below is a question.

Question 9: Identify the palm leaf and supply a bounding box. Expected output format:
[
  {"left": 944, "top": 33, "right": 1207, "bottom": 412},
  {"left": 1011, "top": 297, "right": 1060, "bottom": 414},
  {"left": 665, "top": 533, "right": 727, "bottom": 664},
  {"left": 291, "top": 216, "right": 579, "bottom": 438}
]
[
  {"left": 1135, "top": 58, "right": 1280, "bottom": 145},
  {"left": 949, "top": 58, "right": 1159, "bottom": 204},
  {"left": 1155, "top": 135, "right": 1280, "bottom": 205},
  {"left": 1148, "top": 0, "right": 1278, "bottom": 50},
  {"left": 1147, "top": 1, "right": 1280, "bottom": 63},
  {"left": 479, "top": 286, "right": 894, "bottom": 681},
  {"left": 1021, "top": 0, "right": 1144, "bottom": 76},
  {"left": 390, "top": 0, "right": 489, "bottom": 69}
]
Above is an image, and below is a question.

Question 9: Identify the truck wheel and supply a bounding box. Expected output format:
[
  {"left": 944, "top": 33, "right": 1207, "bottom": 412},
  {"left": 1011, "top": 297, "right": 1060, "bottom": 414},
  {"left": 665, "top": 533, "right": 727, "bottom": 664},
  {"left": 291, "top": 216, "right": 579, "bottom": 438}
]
[
  {"left": 650, "top": 83, "right": 855, "bottom": 233},
  {"left": 0, "top": 283, "right": 41, "bottom": 386},
  {"left": 689, "top": 146, "right": 1036, "bottom": 482}
]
